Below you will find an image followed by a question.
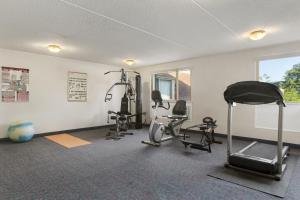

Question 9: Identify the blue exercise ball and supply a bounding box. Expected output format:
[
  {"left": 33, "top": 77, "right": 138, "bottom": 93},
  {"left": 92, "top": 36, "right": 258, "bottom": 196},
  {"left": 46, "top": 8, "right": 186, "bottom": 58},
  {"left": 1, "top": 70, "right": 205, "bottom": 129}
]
[{"left": 8, "top": 121, "right": 35, "bottom": 142}]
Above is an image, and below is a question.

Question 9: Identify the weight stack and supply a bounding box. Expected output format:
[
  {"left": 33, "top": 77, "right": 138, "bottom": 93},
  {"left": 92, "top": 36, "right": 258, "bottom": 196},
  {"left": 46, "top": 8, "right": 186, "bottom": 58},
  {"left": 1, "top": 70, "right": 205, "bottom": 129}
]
[{"left": 135, "top": 75, "right": 143, "bottom": 129}]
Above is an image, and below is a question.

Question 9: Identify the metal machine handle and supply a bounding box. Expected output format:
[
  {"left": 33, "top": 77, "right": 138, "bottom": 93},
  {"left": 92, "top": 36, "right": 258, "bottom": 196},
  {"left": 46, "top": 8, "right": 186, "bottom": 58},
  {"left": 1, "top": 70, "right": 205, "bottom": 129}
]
[
  {"left": 152, "top": 101, "right": 170, "bottom": 110},
  {"left": 105, "top": 94, "right": 112, "bottom": 102},
  {"left": 161, "top": 102, "right": 170, "bottom": 110}
]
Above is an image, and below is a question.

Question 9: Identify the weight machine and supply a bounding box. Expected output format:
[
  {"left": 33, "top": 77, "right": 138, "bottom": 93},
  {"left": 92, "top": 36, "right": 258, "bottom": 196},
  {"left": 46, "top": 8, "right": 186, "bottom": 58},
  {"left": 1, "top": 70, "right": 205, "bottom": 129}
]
[
  {"left": 104, "top": 68, "right": 138, "bottom": 103},
  {"left": 104, "top": 68, "right": 144, "bottom": 140}
]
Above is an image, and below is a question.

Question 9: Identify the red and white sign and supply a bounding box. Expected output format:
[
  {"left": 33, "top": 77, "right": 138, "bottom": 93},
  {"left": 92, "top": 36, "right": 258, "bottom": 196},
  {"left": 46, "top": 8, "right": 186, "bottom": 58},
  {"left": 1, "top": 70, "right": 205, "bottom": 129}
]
[{"left": 1, "top": 66, "right": 30, "bottom": 102}]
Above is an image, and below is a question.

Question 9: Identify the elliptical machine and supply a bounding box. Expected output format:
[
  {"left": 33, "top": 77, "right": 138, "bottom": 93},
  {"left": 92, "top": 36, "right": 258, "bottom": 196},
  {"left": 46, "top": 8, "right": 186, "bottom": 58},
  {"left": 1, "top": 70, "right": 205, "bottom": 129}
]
[{"left": 142, "top": 90, "right": 188, "bottom": 146}]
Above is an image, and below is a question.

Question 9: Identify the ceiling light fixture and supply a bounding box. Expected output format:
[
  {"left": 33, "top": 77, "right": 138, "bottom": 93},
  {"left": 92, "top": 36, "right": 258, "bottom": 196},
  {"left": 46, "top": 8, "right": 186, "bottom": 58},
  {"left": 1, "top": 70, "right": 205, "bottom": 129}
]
[
  {"left": 123, "top": 59, "right": 135, "bottom": 66},
  {"left": 249, "top": 30, "right": 267, "bottom": 41},
  {"left": 48, "top": 44, "right": 62, "bottom": 53}
]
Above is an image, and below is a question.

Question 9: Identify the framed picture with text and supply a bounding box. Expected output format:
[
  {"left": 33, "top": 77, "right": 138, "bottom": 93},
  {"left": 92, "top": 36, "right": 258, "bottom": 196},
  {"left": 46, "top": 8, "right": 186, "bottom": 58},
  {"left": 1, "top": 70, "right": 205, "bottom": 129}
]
[{"left": 67, "top": 71, "right": 87, "bottom": 102}]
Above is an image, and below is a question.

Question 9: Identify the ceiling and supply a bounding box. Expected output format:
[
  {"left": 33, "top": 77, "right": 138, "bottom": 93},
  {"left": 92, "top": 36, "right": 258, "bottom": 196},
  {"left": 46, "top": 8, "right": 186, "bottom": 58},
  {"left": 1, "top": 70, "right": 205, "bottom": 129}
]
[{"left": 0, "top": 0, "right": 300, "bottom": 67}]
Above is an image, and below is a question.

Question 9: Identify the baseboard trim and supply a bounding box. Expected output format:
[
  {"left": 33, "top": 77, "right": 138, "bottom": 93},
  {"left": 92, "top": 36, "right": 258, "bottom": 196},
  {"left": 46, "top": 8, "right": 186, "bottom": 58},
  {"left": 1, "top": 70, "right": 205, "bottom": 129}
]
[
  {"left": 0, "top": 124, "right": 114, "bottom": 141},
  {"left": 0, "top": 138, "right": 9, "bottom": 142},
  {"left": 183, "top": 128, "right": 300, "bottom": 149},
  {"left": 2, "top": 125, "right": 300, "bottom": 148}
]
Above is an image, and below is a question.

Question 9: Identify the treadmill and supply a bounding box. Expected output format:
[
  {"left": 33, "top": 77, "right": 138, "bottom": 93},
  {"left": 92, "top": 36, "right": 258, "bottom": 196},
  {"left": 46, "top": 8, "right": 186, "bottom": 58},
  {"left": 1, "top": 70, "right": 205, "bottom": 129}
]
[{"left": 224, "top": 81, "right": 289, "bottom": 180}]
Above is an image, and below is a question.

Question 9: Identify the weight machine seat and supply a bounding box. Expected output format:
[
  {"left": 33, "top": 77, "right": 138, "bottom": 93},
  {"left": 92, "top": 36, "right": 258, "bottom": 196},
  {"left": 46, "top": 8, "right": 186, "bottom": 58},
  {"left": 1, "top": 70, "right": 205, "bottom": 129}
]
[
  {"left": 118, "top": 116, "right": 127, "bottom": 121},
  {"left": 109, "top": 93, "right": 133, "bottom": 122},
  {"left": 110, "top": 114, "right": 127, "bottom": 120},
  {"left": 224, "top": 81, "right": 285, "bottom": 105},
  {"left": 110, "top": 116, "right": 117, "bottom": 120}
]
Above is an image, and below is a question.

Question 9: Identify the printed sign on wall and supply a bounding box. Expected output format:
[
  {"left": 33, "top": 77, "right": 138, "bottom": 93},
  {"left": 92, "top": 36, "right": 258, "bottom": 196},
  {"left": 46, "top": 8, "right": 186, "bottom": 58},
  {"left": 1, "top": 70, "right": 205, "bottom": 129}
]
[
  {"left": 1, "top": 66, "right": 29, "bottom": 102},
  {"left": 68, "top": 72, "right": 87, "bottom": 102}
]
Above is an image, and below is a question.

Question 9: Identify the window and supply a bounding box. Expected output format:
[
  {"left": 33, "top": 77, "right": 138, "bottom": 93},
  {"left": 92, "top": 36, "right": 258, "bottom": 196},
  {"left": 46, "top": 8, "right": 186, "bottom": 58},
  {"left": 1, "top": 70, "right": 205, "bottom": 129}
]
[
  {"left": 178, "top": 69, "right": 191, "bottom": 101},
  {"left": 259, "top": 56, "right": 300, "bottom": 103},
  {"left": 153, "top": 69, "right": 191, "bottom": 101}
]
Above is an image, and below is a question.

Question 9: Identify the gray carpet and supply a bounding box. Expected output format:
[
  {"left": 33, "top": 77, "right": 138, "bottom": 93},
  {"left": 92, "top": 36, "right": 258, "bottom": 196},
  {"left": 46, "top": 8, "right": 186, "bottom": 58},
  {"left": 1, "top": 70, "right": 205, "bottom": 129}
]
[{"left": 0, "top": 128, "right": 300, "bottom": 200}]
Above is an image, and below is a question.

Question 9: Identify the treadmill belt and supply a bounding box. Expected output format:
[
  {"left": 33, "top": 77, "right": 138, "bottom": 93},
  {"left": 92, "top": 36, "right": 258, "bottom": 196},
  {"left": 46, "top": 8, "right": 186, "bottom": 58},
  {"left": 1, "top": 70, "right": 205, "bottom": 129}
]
[{"left": 242, "top": 142, "right": 277, "bottom": 160}]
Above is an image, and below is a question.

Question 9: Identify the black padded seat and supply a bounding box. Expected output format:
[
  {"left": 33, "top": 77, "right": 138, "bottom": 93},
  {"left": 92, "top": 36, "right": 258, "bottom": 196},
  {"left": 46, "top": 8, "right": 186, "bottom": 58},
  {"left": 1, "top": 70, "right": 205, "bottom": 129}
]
[
  {"left": 199, "top": 126, "right": 206, "bottom": 131},
  {"left": 110, "top": 116, "right": 117, "bottom": 120},
  {"left": 172, "top": 100, "right": 187, "bottom": 115},
  {"left": 118, "top": 116, "right": 127, "bottom": 121}
]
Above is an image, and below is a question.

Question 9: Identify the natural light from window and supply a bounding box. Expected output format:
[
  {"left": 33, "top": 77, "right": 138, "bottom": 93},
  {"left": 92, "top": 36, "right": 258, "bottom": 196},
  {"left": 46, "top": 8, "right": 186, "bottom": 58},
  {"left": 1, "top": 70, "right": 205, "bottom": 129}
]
[
  {"left": 259, "top": 56, "right": 300, "bottom": 103},
  {"left": 256, "top": 55, "right": 300, "bottom": 132},
  {"left": 153, "top": 69, "right": 191, "bottom": 101}
]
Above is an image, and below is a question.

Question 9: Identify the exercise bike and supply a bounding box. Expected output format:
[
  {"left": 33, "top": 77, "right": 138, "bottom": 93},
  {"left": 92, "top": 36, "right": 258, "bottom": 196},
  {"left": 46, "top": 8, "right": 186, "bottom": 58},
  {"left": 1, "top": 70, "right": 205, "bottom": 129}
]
[{"left": 142, "top": 90, "right": 188, "bottom": 146}]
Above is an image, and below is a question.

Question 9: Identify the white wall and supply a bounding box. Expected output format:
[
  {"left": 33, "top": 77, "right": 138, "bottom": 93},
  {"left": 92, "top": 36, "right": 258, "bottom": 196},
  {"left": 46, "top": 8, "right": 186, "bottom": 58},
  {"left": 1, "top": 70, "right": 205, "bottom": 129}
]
[
  {"left": 0, "top": 48, "right": 123, "bottom": 138},
  {"left": 255, "top": 104, "right": 300, "bottom": 133},
  {"left": 136, "top": 41, "right": 300, "bottom": 145}
]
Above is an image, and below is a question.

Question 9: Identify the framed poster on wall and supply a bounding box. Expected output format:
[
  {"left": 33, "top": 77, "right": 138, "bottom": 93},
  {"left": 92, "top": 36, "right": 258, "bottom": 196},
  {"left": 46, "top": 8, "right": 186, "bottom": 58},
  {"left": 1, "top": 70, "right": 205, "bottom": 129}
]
[
  {"left": 1, "top": 66, "right": 29, "bottom": 102},
  {"left": 67, "top": 71, "right": 87, "bottom": 102}
]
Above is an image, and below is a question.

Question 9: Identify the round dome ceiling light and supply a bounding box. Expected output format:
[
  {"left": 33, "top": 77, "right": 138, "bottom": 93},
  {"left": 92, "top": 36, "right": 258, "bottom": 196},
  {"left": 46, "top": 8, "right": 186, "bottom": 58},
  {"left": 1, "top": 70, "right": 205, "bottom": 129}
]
[
  {"left": 48, "top": 44, "right": 62, "bottom": 53},
  {"left": 123, "top": 59, "right": 136, "bottom": 66},
  {"left": 249, "top": 30, "right": 267, "bottom": 41}
]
